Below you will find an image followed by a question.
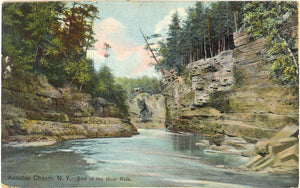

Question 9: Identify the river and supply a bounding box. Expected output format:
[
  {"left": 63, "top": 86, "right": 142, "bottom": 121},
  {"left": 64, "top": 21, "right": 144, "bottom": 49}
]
[{"left": 2, "top": 129, "right": 298, "bottom": 187}]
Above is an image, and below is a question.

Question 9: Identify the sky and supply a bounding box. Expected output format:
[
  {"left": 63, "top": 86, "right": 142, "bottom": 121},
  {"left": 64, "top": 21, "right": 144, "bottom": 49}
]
[{"left": 87, "top": 1, "right": 197, "bottom": 78}]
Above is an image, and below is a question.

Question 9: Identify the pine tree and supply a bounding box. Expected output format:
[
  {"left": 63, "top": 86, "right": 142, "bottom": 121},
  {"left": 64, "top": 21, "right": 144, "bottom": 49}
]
[
  {"left": 154, "top": 2, "right": 242, "bottom": 74},
  {"left": 165, "top": 12, "right": 184, "bottom": 72}
]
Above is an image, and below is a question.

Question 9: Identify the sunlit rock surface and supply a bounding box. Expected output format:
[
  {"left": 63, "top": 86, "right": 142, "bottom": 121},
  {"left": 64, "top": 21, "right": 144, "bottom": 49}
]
[
  {"left": 2, "top": 75, "right": 138, "bottom": 144},
  {"left": 163, "top": 27, "right": 298, "bottom": 174}
]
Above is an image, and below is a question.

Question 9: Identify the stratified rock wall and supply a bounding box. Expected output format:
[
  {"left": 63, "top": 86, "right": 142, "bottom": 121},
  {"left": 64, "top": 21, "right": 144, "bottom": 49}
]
[
  {"left": 163, "top": 27, "right": 298, "bottom": 173},
  {"left": 2, "top": 75, "right": 138, "bottom": 142},
  {"left": 164, "top": 27, "right": 298, "bottom": 140}
]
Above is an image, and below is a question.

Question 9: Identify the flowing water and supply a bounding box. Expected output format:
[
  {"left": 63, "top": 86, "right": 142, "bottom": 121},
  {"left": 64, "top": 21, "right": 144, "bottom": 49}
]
[{"left": 2, "top": 129, "right": 298, "bottom": 187}]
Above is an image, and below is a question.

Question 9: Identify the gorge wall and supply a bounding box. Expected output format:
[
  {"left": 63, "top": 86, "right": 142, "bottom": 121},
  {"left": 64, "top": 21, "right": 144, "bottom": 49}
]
[
  {"left": 163, "top": 27, "right": 298, "bottom": 173},
  {"left": 128, "top": 93, "right": 165, "bottom": 129},
  {"left": 2, "top": 75, "right": 138, "bottom": 144}
]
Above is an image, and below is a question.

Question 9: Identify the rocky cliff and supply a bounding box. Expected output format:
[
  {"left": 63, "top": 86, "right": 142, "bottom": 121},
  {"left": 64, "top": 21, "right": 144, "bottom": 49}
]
[
  {"left": 128, "top": 93, "right": 165, "bottom": 129},
  {"left": 2, "top": 75, "right": 138, "bottom": 144},
  {"left": 163, "top": 27, "right": 298, "bottom": 173}
]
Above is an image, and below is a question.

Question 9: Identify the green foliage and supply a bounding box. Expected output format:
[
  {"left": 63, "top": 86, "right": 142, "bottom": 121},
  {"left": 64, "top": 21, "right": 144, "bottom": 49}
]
[
  {"left": 115, "top": 76, "right": 163, "bottom": 97},
  {"left": 92, "top": 65, "right": 115, "bottom": 98},
  {"left": 86, "top": 65, "right": 129, "bottom": 118},
  {"left": 154, "top": 2, "right": 245, "bottom": 75},
  {"left": 243, "top": 1, "right": 298, "bottom": 87},
  {"left": 2, "top": 2, "right": 129, "bottom": 118},
  {"left": 2, "top": 2, "right": 99, "bottom": 88}
]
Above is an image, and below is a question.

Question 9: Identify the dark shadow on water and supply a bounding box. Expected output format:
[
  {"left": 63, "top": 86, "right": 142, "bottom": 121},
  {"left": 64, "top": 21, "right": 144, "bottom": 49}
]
[{"left": 2, "top": 144, "right": 89, "bottom": 187}]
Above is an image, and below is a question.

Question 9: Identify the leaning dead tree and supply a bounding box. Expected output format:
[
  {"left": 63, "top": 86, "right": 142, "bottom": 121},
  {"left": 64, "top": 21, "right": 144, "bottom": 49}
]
[{"left": 139, "top": 28, "right": 165, "bottom": 76}]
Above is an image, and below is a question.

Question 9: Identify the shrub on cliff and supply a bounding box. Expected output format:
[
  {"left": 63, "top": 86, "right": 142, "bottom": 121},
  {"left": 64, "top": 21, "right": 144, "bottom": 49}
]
[{"left": 243, "top": 1, "right": 298, "bottom": 89}]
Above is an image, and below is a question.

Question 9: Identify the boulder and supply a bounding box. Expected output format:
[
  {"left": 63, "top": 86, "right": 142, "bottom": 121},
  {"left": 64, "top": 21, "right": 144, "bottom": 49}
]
[
  {"left": 268, "top": 137, "right": 298, "bottom": 155},
  {"left": 245, "top": 124, "right": 299, "bottom": 173},
  {"left": 253, "top": 156, "right": 276, "bottom": 171},
  {"left": 272, "top": 124, "right": 299, "bottom": 139},
  {"left": 241, "top": 146, "right": 257, "bottom": 157},
  {"left": 255, "top": 140, "right": 270, "bottom": 156},
  {"left": 276, "top": 143, "right": 299, "bottom": 162},
  {"left": 206, "top": 144, "right": 242, "bottom": 155}
]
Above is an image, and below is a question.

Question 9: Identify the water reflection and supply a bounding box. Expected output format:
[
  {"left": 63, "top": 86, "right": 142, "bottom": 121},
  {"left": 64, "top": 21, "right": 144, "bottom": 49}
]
[{"left": 171, "top": 133, "right": 203, "bottom": 151}]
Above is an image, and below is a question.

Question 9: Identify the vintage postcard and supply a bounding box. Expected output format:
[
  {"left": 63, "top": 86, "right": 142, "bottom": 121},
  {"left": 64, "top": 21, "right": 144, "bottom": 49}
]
[{"left": 1, "top": 1, "right": 299, "bottom": 187}]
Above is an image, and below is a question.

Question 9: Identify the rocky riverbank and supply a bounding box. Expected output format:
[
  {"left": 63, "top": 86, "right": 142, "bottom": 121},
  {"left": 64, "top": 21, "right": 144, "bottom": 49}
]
[
  {"left": 163, "top": 26, "right": 298, "bottom": 174},
  {"left": 2, "top": 75, "right": 138, "bottom": 145}
]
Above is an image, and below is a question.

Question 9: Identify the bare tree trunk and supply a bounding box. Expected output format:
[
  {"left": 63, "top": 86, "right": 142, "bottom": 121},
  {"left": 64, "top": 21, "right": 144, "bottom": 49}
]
[
  {"left": 223, "top": 37, "right": 226, "bottom": 52},
  {"left": 226, "top": 2, "right": 229, "bottom": 50},
  {"left": 200, "top": 43, "right": 203, "bottom": 59},
  {"left": 220, "top": 38, "right": 223, "bottom": 52},
  {"left": 234, "top": 11, "right": 238, "bottom": 32},
  {"left": 139, "top": 28, "right": 165, "bottom": 75},
  {"left": 204, "top": 31, "right": 207, "bottom": 60},
  {"left": 208, "top": 24, "right": 213, "bottom": 57},
  {"left": 34, "top": 45, "right": 39, "bottom": 63},
  {"left": 208, "top": 36, "right": 213, "bottom": 57},
  {"left": 33, "top": 44, "right": 39, "bottom": 73},
  {"left": 193, "top": 45, "right": 195, "bottom": 61},
  {"left": 70, "top": 70, "right": 79, "bottom": 85},
  {"left": 80, "top": 83, "right": 84, "bottom": 92},
  {"left": 218, "top": 38, "right": 221, "bottom": 54}
]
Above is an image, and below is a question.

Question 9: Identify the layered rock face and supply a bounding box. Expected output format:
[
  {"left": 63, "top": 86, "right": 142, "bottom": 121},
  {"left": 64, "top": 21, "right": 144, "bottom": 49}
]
[
  {"left": 128, "top": 93, "right": 165, "bottom": 129},
  {"left": 2, "top": 76, "right": 138, "bottom": 143},
  {"left": 163, "top": 28, "right": 298, "bottom": 173}
]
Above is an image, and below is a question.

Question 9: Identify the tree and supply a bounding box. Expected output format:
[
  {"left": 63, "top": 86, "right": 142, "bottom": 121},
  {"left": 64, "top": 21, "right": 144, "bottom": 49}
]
[
  {"left": 115, "top": 76, "right": 163, "bottom": 97},
  {"left": 57, "top": 2, "right": 99, "bottom": 88},
  {"left": 2, "top": 2, "right": 99, "bottom": 88},
  {"left": 64, "top": 58, "right": 92, "bottom": 91},
  {"left": 153, "top": 2, "right": 242, "bottom": 75},
  {"left": 2, "top": 2, "right": 129, "bottom": 117},
  {"left": 60, "top": 2, "right": 98, "bottom": 57},
  {"left": 2, "top": 2, "right": 65, "bottom": 77},
  {"left": 87, "top": 65, "right": 129, "bottom": 118}
]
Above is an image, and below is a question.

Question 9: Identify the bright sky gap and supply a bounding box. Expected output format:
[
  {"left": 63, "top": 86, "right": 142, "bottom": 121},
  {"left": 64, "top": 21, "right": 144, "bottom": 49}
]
[{"left": 86, "top": 1, "right": 199, "bottom": 78}]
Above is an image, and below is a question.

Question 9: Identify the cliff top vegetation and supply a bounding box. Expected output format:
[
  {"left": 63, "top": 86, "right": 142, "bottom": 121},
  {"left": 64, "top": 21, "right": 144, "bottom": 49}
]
[{"left": 148, "top": 1, "right": 298, "bottom": 89}]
